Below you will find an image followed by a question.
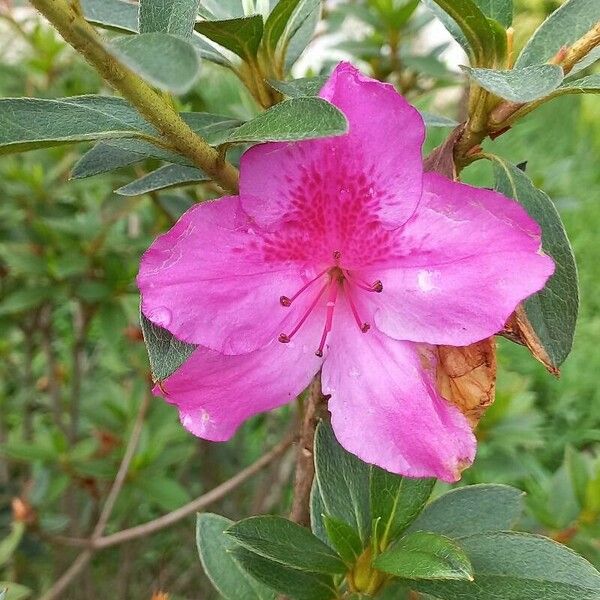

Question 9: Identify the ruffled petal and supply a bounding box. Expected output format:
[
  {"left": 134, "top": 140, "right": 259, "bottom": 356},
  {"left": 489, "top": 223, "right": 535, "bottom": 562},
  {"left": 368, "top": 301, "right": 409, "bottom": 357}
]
[
  {"left": 371, "top": 172, "right": 555, "bottom": 346},
  {"left": 156, "top": 317, "right": 324, "bottom": 441},
  {"left": 238, "top": 62, "right": 425, "bottom": 268},
  {"left": 322, "top": 300, "right": 476, "bottom": 482},
  {"left": 138, "top": 195, "right": 318, "bottom": 354}
]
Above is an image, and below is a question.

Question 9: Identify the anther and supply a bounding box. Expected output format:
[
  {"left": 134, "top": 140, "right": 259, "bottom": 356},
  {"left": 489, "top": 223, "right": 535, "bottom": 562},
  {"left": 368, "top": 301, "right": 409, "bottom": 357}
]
[
  {"left": 372, "top": 280, "right": 383, "bottom": 293},
  {"left": 361, "top": 323, "right": 371, "bottom": 333},
  {"left": 278, "top": 333, "right": 291, "bottom": 343},
  {"left": 333, "top": 250, "right": 341, "bottom": 260},
  {"left": 315, "top": 349, "right": 323, "bottom": 357},
  {"left": 280, "top": 296, "right": 292, "bottom": 307}
]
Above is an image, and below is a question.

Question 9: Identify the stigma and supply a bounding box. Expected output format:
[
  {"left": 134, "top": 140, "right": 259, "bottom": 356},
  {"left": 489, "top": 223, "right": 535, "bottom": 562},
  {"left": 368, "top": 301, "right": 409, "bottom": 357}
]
[{"left": 278, "top": 252, "right": 382, "bottom": 356}]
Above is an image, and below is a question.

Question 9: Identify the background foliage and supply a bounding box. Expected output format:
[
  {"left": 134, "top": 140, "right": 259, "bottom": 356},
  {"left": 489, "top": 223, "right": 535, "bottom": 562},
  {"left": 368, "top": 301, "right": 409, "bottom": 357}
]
[{"left": 0, "top": 0, "right": 598, "bottom": 598}]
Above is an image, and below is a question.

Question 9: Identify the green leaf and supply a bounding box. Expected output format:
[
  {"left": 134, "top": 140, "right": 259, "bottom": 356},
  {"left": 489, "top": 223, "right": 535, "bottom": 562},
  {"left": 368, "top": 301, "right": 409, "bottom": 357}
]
[
  {"left": 516, "top": 0, "right": 600, "bottom": 68},
  {"left": 0, "top": 287, "right": 52, "bottom": 316},
  {"left": 461, "top": 64, "right": 564, "bottom": 102},
  {"left": 0, "top": 523, "right": 25, "bottom": 568},
  {"left": 322, "top": 515, "right": 363, "bottom": 565},
  {"left": 0, "top": 583, "right": 31, "bottom": 600},
  {"left": 231, "top": 547, "right": 337, "bottom": 600},
  {"left": 407, "top": 484, "right": 524, "bottom": 539},
  {"left": 268, "top": 76, "right": 328, "bottom": 98},
  {"left": 493, "top": 158, "right": 579, "bottom": 368},
  {"left": 284, "top": 0, "right": 321, "bottom": 69},
  {"left": 420, "top": 111, "right": 459, "bottom": 127},
  {"left": 195, "top": 16, "right": 264, "bottom": 61},
  {"left": 412, "top": 532, "right": 600, "bottom": 599},
  {"left": 181, "top": 112, "right": 244, "bottom": 145},
  {"left": 196, "top": 514, "right": 275, "bottom": 600},
  {"left": 473, "top": 0, "right": 512, "bottom": 28},
  {"left": 565, "top": 446, "right": 590, "bottom": 508},
  {"left": 110, "top": 33, "right": 201, "bottom": 94},
  {"left": 139, "top": 0, "right": 201, "bottom": 37},
  {"left": 553, "top": 73, "right": 600, "bottom": 96},
  {"left": 314, "top": 423, "right": 371, "bottom": 543},
  {"left": 81, "top": 0, "right": 138, "bottom": 32},
  {"left": 116, "top": 164, "right": 208, "bottom": 195},
  {"left": 263, "top": 0, "right": 303, "bottom": 56},
  {"left": 1, "top": 441, "right": 57, "bottom": 462},
  {"left": 0, "top": 96, "right": 152, "bottom": 156},
  {"left": 310, "top": 479, "right": 329, "bottom": 544},
  {"left": 72, "top": 142, "right": 145, "bottom": 178},
  {"left": 371, "top": 468, "right": 435, "bottom": 548},
  {"left": 91, "top": 137, "right": 192, "bottom": 166},
  {"left": 422, "top": 0, "right": 496, "bottom": 66},
  {"left": 140, "top": 312, "right": 196, "bottom": 381},
  {"left": 227, "top": 516, "right": 347, "bottom": 575},
  {"left": 223, "top": 97, "right": 347, "bottom": 144},
  {"left": 374, "top": 532, "right": 474, "bottom": 581},
  {"left": 136, "top": 475, "right": 191, "bottom": 511}
]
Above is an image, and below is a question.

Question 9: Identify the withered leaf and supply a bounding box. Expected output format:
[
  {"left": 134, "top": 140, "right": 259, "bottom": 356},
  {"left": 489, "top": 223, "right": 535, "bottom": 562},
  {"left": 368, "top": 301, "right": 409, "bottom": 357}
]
[
  {"left": 503, "top": 304, "right": 559, "bottom": 376},
  {"left": 423, "top": 123, "right": 466, "bottom": 179},
  {"left": 435, "top": 338, "right": 497, "bottom": 428}
]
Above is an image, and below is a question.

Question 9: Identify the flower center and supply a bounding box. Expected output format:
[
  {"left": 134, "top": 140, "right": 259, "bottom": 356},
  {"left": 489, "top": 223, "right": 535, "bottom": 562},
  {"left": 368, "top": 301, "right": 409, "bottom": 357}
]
[{"left": 278, "top": 251, "right": 382, "bottom": 356}]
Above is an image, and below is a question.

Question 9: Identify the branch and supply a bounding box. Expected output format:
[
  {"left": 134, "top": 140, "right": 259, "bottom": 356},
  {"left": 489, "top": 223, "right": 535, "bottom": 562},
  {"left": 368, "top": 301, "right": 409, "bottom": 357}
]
[
  {"left": 49, "top": 432, "right": 294, "bottom": 551},
  {"left": 289, "top": 375, "right": 325, "bottom": 526},
  {"left": 39, "top": 394, "right": 150, "bottom": 600},
  {"left": 29, "top": 0, "right": 239, "bottom": 194}
]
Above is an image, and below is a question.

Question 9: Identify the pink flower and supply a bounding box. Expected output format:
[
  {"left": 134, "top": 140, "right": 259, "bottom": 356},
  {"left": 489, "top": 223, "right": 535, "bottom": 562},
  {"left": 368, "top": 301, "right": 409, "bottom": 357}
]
[{"left": 138, "top": 63, "right": 554, "bottom": 482}]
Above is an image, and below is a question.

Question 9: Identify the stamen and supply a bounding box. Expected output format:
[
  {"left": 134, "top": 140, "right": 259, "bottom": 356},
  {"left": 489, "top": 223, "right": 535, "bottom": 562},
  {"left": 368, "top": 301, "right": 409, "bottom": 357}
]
[
  {"left": 279, "top": 283, "right": 328, "bottom": 344},
  {"left": 344, "top": 270, "right": 383, "bottom": 293},
  {"left": 344, "top": 280, "right": 370, "bottom": 333},
  {"left": 280, "top": 267, "right": 330, "bottom": 307},
  {"left": 333, "top": 250, "right": 341, "bottom": 261},
  {"left": 315, "top": 283, "right": 339, "bottom": 357}
]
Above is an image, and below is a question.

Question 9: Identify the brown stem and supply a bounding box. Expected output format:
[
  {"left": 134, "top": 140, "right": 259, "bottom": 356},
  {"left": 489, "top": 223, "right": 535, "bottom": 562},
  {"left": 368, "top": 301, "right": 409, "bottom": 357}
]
[
  {"left": 39, "top": 394, "right": 150, "bottom": 600},
  {"left": 49, "top": 432, "right": 294, "bottom": 551},
  {"left": 562, "top": 21, "right": 600, "bottom": 75},
  {"left": 29, "top": 0, "right": 239, "bottom": 193},
  {"left": 289, "top": 375, "right": 325, "bottom": 526}
]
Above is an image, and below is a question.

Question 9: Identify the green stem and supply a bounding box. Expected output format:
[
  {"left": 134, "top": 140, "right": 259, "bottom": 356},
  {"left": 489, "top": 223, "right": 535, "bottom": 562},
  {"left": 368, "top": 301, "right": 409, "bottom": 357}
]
[{"left": 29, "top": 0, "right": 240, "bottom": 194}]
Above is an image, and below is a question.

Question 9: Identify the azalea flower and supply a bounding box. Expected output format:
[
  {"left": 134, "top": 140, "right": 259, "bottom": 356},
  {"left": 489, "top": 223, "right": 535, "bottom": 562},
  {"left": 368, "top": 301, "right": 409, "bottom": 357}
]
[{"left": 137, "top": 63, "right": 553, "bottom": 482}]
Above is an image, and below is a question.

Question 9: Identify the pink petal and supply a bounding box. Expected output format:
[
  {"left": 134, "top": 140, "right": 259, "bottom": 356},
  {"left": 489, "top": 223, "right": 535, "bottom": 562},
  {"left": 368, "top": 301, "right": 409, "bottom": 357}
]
[
  {"left": 322, "top": 299, "right": 475, "bottom": 482},
  {"left": 137, "top": 196, "right": 318, "bottom": 354},
  {"left": 371, "top": 172, "right": 555, "bottom": 346},
  {"left": 239, "top": 63, "right": 425, "bottom": 269},
  {"left": 156, "top": 317, "right": 324, "bottom": 441}
]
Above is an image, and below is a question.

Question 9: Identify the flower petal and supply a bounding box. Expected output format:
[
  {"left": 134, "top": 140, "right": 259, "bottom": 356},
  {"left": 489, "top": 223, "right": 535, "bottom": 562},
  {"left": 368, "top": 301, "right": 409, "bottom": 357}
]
[
  {"left": 239, "top": 62, "right": 425, "bottom": 265},
  {"left": 137, "top": 195, "right": 316, "bottom": 354},
  {"left": 322, "top": 300, "right": 476, "bottom": 482},
  {"left": 371, "top": 172, "right": 555, "bottom": 346},
  {"left": 156, "top": 319, "right": 324, "bottom": 441}
]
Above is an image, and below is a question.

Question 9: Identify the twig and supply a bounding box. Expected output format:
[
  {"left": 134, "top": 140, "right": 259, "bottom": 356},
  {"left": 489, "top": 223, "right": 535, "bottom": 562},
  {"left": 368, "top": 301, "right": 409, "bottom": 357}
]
[
  {"left": 39, "top": 394, "right": 150, "bottom": 600},
  {"left": 49, "top": 432, "right": 295, "bottom": 551},
  {"left": 289, "top": 375, "right": 325, "bottom": 526},
  {"left": 29, "top": 0, "right": 240, "bottom": 193}
]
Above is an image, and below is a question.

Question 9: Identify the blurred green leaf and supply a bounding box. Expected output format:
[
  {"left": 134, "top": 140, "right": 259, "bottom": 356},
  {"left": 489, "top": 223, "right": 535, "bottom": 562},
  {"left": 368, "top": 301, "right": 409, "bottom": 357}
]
[
  {"left": 136, "top": 475, "right": 191, "bottom": 510},
  {"left": 407, "top": 484, "right": 524, "bottom": 538},
  {"left": 231, "top": 547, "right": 337, "bottom": 600},
  {"left": 227, "top": 516, "right": 347, "bottom": 574},
  {"left": 0, "top": 523, "right": 25, "bottom": 568},
  {"left": 0, "top": 287, "right": 52, "bottom": 316},
  {"left": 223, "top": 97, "right": 347, "bottom": 144},
  {"left": 1, "top": 441, "right": 58, "bottom": 462},
  {"left": 283, "top": 0, "right": 321, "bottom": 69},
  {"left": 195, "top": 16, "right": 264, "bottom": 61},
  {"left": 462, "top": 64, "right": 564, "bottom": 102},
  {"left": 370, "top": 468, "right": 435, "bottom": 548},
  {"left": 493, "top": 158, "right": 579, "bottom": 368},
  {"left": 196, "top": 514, "right": 275, "bottom": 600},
  {"left": 420, "top": 112, "right": 459, "bottom": 127},
  {"left": 110, "top": 33, "right": 201, "bottom": 94},
  {"left": 0, "top": 583, "right": 31, "bottom": 600},
  {"left": 374, "top": 531, "right": 474, "bottom": 581},
  {"left": 516, "top": 0, "right": 600, "bottom": 68},
  {"left": 566, "top": 446, "right": 591, "bottom": 508},
  {"left": 412, "top": 532, "right": 600, "bottom": 599},
  {"left": 116, "top": 164, "right": 208, "bottom": 195},
  {"left": 314, "top": 423, "right": 371, "bottom": 543},
  {"left": 322, "top": 515, "right": 363, "bottom": 565},
  {"left": 139, "top": 0, "right": 201, "bottom": 38}
]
